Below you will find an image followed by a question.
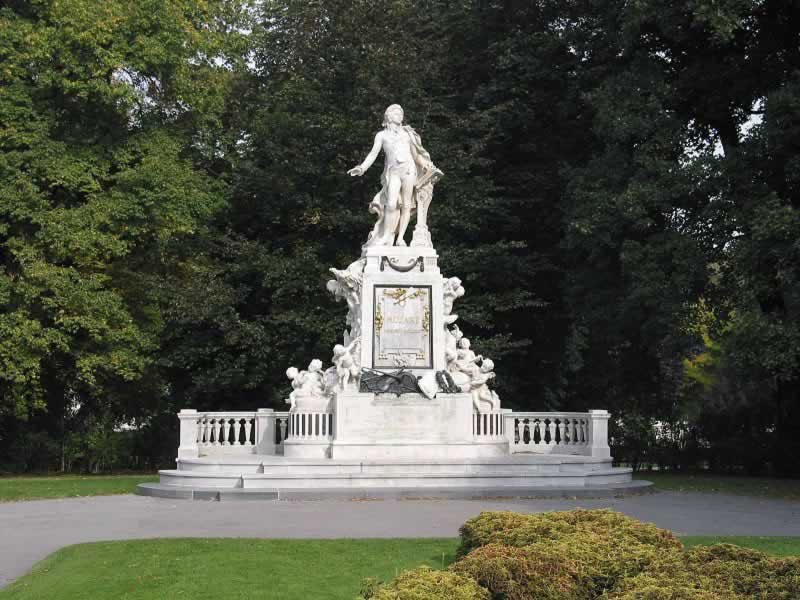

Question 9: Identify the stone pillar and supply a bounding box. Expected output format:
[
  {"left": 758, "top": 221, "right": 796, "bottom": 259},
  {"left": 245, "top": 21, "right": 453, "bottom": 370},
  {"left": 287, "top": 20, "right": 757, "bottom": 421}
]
[
  {"left": 177, "top": 409, "right": 199, "bottom": 459},
  {"left": 588, "top": 409, "right": 611, "bottom": 459},
  {"left": 255, "top": 408, "right": 276, "bottom": 455}
]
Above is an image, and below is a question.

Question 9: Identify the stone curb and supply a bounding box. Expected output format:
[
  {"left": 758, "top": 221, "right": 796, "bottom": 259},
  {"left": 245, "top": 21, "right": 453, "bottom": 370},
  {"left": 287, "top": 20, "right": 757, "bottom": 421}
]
[{"left": 136, "top": 480, "right": 654, "bottom": 502}]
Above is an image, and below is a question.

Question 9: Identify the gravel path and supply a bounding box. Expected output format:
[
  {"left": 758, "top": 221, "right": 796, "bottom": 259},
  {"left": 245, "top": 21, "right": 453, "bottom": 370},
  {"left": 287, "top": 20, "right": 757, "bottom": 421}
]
[{"left": 2, "top": 491, "right": 799, "bottom": 588}]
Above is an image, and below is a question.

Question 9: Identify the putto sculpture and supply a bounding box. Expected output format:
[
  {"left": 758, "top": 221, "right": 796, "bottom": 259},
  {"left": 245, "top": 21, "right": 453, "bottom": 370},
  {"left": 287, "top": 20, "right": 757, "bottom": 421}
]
[{"left": 348, "top": 104, "right": 443, "bottom": 248}]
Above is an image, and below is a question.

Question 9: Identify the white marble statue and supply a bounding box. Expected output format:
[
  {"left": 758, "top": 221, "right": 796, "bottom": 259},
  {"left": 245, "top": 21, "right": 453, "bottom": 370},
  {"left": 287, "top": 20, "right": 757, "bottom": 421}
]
[
  {"left": 286, "top": 359, "right": 329, "bottom": 411},
  {"left": 469, "top": 358, "right": 500, "bottom": 412},
  {"left": 327, "top": 258, "right": 365, "bottom": 347},
  {"left": 444, "top": 324, "right": 463, "bottom": 371},
  {"left": 442, "top": 276, "right": 465, "bottom": 325},
  {"left": 332, "top": 338, "right": 360, "bottom": 390},
  {"left": 348, "top": 104, "right": 443, "bottom": 247}
]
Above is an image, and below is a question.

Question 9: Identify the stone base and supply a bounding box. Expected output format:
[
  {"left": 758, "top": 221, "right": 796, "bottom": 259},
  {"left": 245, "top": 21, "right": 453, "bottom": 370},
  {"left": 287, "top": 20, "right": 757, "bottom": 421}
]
[
  {"left": 332, "top": 391, "right": 493, "bottom": 459},
  {"left": 282, "top": 440, "right": 331, "bottom": 459},
  {"left": 330, "top": 441, "right": 507, "bottom": 460},
  {"left": 154, "top": 453, "right": 633, "bottom": 494}
]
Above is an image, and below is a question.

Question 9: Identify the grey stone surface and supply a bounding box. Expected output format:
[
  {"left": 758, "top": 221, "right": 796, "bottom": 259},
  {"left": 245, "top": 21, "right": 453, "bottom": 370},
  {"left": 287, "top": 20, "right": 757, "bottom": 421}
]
[
  {"left": 136, "top": 480, "right": 653, "bottom": 501},
  {"left": 1, "top": 491, "right": 799, "bottom": 589}
]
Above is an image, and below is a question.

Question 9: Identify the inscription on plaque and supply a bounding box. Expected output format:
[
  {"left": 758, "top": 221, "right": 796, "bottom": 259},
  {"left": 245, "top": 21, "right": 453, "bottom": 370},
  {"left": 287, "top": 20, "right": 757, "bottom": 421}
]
[{"left": 372, "top": 285, "right": 433, "bottom": 369}]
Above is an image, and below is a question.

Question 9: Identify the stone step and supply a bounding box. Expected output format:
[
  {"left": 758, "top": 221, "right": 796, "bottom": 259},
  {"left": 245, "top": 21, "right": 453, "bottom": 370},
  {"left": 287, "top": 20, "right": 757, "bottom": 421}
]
[
  {"left": 158, "top": 466, "right": 632, "bottom": 490},
  {"left": 137, "top": 479, "right": 654, "bottom": 501}
]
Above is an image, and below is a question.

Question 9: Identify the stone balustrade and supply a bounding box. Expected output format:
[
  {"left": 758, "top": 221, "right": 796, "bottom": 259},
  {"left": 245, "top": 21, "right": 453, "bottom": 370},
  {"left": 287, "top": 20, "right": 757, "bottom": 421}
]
[
  {"left": 177, "top": 407, "right": 610, "bottom": 459},
  {"left": 473, "top": 411, "right": 505, "bottom": 439},
  {"left": 505, "top": 410, "right": 610, "bottom": 457},
  {"left": 178, "top": 409, "right": 290, "bottom": 458},
  {"left": 287, "top": 411, "right": 334, "bottom": 440}
]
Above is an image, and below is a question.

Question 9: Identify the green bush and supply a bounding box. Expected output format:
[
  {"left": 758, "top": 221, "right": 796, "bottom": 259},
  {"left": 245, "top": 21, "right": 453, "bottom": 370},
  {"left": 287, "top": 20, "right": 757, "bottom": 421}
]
[
  {"left": 685, "top": 544, "right": 800, "bottom": 598},
  {"left": 607, "top": 544, "right": 800, "bottom": 599},
  {"left": 453, "top": 530, "right": 668, "bottom": 599},
  {"left": 457, "top": 509, "right": 681, "bottom": 557},
  {"left": 451, "top": 542, "right": 596, "bottom": 600},
  {"left": 373, "top": 512, "right": 799, "bottom": 600},
  {"left": 359, "top": 566, "right": 489, "bottom": 600}
]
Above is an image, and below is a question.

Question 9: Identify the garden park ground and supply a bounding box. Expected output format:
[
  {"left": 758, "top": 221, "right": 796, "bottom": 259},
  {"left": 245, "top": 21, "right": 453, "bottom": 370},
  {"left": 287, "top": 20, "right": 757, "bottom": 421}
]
[{"left": 0, "top": 472, "right": 799, "bottom": 597}]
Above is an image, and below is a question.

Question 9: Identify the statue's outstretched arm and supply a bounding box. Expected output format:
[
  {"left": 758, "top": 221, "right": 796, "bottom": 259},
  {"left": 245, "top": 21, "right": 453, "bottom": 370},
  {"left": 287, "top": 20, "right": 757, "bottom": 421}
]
[{"left": 348, "top": 132, "right": 382, "bottom": 176}]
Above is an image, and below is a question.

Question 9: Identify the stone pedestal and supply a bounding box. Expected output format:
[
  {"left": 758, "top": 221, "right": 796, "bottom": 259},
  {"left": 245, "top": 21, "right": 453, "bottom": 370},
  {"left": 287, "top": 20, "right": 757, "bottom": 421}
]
[
  {"left": 358, "top": 246, "right": 445, "bottom": 377},
  {"left": 330, "top": 391, "right": 506, "bottom": 460}
]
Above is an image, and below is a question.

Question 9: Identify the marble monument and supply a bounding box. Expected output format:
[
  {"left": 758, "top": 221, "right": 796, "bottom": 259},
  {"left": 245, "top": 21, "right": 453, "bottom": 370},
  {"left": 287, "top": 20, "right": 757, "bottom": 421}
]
[{"left": 144, "top": 105, "right": 626, "bottom": 498}]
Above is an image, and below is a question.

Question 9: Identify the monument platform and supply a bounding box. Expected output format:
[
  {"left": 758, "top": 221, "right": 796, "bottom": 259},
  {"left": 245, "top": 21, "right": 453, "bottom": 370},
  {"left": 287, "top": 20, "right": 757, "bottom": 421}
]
[{"left": 142, "top": 452, "right": 639, "bottom": 499}]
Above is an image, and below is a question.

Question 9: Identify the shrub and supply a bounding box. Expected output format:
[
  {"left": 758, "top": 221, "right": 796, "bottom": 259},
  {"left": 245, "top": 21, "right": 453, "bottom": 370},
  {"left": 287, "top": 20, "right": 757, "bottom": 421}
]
[
  {"left": 360, "top": 566, "right": 489, "bottom": 600},
  {"left": 451, "top": 542, "right": 597, "bottom": 600},
  {"left": 453, "top": 529, "right": 668, "bottom": 599},
  {"left": 607, "top": 544, "right": 800, "bottom": 599},
  {"left": 457, "top": 509, "right": 681, "bottom": 557}
]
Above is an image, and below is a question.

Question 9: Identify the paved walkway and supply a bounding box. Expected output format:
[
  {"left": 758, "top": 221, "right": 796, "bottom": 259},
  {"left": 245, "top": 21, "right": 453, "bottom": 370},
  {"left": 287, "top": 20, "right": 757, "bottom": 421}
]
[{"left": 1, "top": 491, "right": 799, "bottom": 588}]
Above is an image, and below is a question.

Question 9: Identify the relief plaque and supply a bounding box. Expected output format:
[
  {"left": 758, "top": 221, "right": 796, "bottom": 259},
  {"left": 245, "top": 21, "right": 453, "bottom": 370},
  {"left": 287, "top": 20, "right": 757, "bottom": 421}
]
[{"left": 372, "top": 285, "right": 433, "bottom": 369}]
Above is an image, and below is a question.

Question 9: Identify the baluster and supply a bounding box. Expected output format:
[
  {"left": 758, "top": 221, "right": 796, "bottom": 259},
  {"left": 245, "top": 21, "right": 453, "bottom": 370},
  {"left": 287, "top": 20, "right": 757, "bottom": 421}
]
[
  {"left": 515, "top": 419, "right": 521, "bottom": 445},
  {"left": 544, "top": 419, "right": 552, "bottom": 444},
  {"left": 203, "top": 417, "right": 211, "bottom": 445},
  {"left": 280, "top": 418, "right": 287, "bottom": 442},
  {"left": 243, "top": 418, "right": 251, "bottom": 445},
  {"left": 210, "top": 419, "right": 218, "bottom": 446},
  {"left": 580, "top": 419, "right": 587, "bottom": 443},
  {"left": 557, "top": 419, "right": 565, "bottom": 445}
]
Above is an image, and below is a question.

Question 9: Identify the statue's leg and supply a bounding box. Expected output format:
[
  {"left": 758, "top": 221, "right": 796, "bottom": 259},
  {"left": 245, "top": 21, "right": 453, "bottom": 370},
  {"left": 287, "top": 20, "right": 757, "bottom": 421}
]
[
  {"left": 384, "top": 174, "right": 402, "bottom": 245},
  {"left": 395, "top": 171, "right": 416, "bottom": 246}
]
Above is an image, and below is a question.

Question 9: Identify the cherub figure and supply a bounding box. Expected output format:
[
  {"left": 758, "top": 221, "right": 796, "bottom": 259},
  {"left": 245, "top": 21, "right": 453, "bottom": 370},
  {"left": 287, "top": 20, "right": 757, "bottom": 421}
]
[
  {"left": 332, "top": 338, "right": 360, "bottom": 390},
  {"left": 442, "top": 277, "right": 465, "bottom": 325},
  {"left": 285, "top": 359, "right": 326, "bottom": 409},
  {"left": 469, "top": 358, "right": 500, "bottom": 412}
]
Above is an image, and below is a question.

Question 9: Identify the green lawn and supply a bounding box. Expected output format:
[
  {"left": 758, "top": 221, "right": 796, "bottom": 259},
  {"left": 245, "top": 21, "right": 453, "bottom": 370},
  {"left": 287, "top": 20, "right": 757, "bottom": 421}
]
[
  {"left": 0, "top": 538, "right": 460, "bottom": 600},
  {"left": 1, "top": 536, "right": 797, "bottom": 599},
  {"left": 634, "top": 471, "right": 800, "bottom": 500},
  {"left": 0, "top": 475, "right": 157, "bottom": 502}
]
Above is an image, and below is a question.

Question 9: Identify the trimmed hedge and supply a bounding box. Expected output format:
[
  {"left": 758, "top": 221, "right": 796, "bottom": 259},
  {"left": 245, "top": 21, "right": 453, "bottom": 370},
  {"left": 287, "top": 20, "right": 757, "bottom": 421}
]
[
  {"left": 365, "top": 510, "right": 798, "bottom": 600},
  {"left": 457, "top": 509, "right": 681, "bottom": 556},
  {"left": 360, "top": 566, "right": 489, "bottom": 600},
  {"left": 453, "top": 530, "right": 665, "bottom": 599},
  {"left": 608, "top": 543, "right": 800, "bottom": 599}
]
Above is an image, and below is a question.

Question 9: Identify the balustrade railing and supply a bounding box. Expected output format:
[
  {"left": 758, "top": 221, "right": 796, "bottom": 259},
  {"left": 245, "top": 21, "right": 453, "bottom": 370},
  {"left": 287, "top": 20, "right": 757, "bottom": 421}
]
[
  {"left": 473, "top": 411, "right": 505, "bottom": 439},
  {"left": 504, "top": 411, "right": 610, "bottom": 457},
  {"left": 177, "top": 407, "right": 610, "bottom": 459},
  {"left": 287, "top": 412, "right": 334, "bottom": 440},
  {"left": 178, "top": 409, "right": 290, "bottom": 458}
]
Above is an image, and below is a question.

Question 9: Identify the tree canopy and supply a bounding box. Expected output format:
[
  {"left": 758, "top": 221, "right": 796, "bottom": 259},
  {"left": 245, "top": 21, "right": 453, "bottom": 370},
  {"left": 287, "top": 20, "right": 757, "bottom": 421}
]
[{"left": 1, "top": 0, "right": 798, "bottom": 474}]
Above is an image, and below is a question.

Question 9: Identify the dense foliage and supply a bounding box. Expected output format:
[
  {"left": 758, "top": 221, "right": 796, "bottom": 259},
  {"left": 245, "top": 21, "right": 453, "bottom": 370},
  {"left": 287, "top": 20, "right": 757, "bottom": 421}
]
[
  {"left": 0, "top": 0, "right": 798, "bottom": 473},
  {"left": 363, "top": 510, "right": 800, "bottom": 599}
]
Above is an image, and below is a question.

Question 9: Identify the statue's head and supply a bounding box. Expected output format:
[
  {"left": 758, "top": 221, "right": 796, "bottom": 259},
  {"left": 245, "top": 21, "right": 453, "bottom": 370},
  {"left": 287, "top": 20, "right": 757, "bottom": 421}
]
[
  {"left": 333, "top": 344, "right": 345, "bottom": 356},
  {"left": 286, "top": 366, "right": 299, "bottom": 380},
  {"left": 383, "top": 104, "right": 404, "bottom": 126},
  {"left": 308, "top": 359, "right": 323, "bottom": 372},
  {"left": 481, "top": 358, "right": 494, "bottom": 373},
  {"left": 448, "top": 276, "right": 462, "bottom": 289},
  {"left": 459, "top": 338, "right": 471, "bottom": 350}
]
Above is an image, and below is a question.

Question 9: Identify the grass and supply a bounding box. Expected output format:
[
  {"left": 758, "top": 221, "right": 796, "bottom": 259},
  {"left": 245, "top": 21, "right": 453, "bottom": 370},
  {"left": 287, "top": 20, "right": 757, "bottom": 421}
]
[
  {"left": 0, "top": 538, "right": 460, "bottom": 600},
  {"left": 634, "top": 471, "right": 800, "bottom": 500},
  {"left": 2, "top": 536, "right": 799, "bottom": 599},
  {"left": 0, "top": 474, "right": 158, "bottom": 502}
]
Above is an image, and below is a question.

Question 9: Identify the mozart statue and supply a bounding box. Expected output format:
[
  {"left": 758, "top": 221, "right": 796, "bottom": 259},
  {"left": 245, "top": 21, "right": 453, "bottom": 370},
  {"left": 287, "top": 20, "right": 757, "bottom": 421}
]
[{"left": 348, "top": 104, "right": 443, "bottom": 247}]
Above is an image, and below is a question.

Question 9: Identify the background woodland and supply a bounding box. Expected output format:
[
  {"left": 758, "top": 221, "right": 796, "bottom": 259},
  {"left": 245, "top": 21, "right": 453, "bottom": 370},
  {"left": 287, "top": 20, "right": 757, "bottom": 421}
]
[{"left": 1, "top": 0, "right": 798, "bottom": 474}]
